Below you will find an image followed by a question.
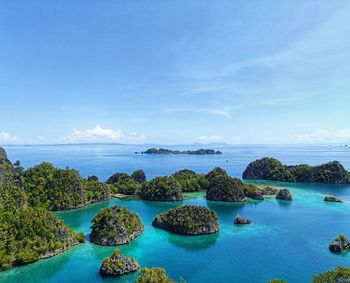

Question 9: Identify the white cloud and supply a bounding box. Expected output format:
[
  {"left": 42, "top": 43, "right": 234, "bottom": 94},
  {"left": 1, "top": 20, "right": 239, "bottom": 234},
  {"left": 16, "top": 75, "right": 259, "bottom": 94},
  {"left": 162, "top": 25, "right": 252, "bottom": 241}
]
[
  {"left": 293, "top": 128, "right": 350, "bottom": 142},
  {"left": 0, "top": 132, "right": 18, "bottom": 142},
  {"left": 62, "top": 125, "right": 146, "bottom": 143},
  {"left": 196, "top": 135, "right": 222, "bottom": 143}
]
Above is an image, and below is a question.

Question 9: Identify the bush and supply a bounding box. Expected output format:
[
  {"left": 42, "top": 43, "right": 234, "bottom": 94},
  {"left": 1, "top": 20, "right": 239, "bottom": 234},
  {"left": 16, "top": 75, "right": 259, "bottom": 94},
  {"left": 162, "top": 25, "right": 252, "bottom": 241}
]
[{"left": 136, "top": 267, "right": 180, "bottom": 283}]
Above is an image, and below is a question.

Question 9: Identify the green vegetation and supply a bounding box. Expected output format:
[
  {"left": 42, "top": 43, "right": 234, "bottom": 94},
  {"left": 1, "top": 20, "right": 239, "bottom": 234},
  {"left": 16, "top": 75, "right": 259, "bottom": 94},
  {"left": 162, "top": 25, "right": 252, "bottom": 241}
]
[
  {"left": 22, "top": 162, "right": 111, "bottom": 210},
  {"left": 243, "top": 158, "right": 350, "bottom": 184},
  {"left": 106, "top": 172, "right": 141, "bottom": 195},
  {"left": 99, "top": 249, "right": 140, "bottom": 276},
  {"left": 171, "top": 169, "right": 209, "bottom": 192},
  {"left": 135, "top": 267, "right": 185, "bottom": 283},
  {"left": 312, "top": 266, "right": 350, "bottom": 282},
  {"left": 90, "top": 206, "right": 144, "bottom": 246},
  {"left": 141, "top": 148, "right": 222, "bottom": 155},
  {"left": 0, "top": 148, "right": 84, "bottom": 270},
  {"left": 206, "top": 167, "right": 246, "bottom": 202},
  {"left": 152, "top": 205, "right": 219, "bottom": 235},
  {"left": 140, "top": 176, "right": 183, "bottom": 201},
  {"left": 268, "top": 280, "right": 287, "bottom": 283},
  {"left": 0, "top": 206, "right": 84, "bottom": 270},
  {"left": 243, "top": 184, "right": 264, "bottom": 200},
  {"left": 131, "top": 169, "right": 147, "bottom": 183}
]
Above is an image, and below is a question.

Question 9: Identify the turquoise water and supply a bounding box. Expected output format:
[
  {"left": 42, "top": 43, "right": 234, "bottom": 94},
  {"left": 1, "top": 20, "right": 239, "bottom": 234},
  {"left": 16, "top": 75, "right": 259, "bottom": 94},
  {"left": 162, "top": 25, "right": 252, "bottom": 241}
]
[{"left": 1, "top": 144, "right": 350, "bottom": 282}]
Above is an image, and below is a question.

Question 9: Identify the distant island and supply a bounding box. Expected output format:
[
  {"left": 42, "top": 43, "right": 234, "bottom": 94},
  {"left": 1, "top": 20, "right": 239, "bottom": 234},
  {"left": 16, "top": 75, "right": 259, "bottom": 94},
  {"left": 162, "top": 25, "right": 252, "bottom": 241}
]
[
  {"left": 138, "top": 148, "right": 222, "bottom": 155},
  {"left": 243, "top": 157, "right": 350, "bottom": 184}
]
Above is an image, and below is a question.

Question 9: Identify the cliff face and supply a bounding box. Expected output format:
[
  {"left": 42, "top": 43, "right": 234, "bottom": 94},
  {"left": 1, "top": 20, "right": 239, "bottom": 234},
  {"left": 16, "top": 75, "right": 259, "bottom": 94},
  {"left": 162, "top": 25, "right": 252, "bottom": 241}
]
[{"left": 243, "top": 158, "right": 350, "bottom": 184}]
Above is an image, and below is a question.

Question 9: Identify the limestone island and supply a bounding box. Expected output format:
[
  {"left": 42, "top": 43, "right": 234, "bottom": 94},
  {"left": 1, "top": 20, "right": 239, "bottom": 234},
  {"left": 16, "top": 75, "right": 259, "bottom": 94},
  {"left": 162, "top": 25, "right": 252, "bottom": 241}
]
[
  {"left": 99, "top": 249, "right": 140, "bottom": 276},
  {"left": 206, "top": 167, "right": 246, "bottom": 202},
  {"left": 106, "top": 171, "right": 143, "bottom": 195},
  {"left": 90, "top": 206, "right": 144, "bottom": 246},
  {"left": 261, "top": 186, "right": 279, "bottom": 195},
  {"left": 324, "top": 195, "right": 342, "bottom": 203},
  {"left": 140, "top": 148, "right": 222, "bottom": 155},
  {"left": 243, "top": 157, "right": 350, "bottom": 184},
  {"left": 329, "top": 235, "right": 350, "bottom": 253},
  {"left": 275, "top": 189, "right": 293, "bottom": 201},
  {"left": 0, "top": 147, "right": 85, "bottom": 270},
  {"left": 171, "top": 169, "right": 209, "bottom": 192},
  {"left": 234, "top": 214, "right": 252, "bottom": 225},
  {"left": 139, "top": 176, "right": 183, "bottom": 201},
  {"left": 152, "top": 205, "right": 220, "bottom": 235},
  {"left": 243, "top": 184, "right": 264, "bottom": 200}
]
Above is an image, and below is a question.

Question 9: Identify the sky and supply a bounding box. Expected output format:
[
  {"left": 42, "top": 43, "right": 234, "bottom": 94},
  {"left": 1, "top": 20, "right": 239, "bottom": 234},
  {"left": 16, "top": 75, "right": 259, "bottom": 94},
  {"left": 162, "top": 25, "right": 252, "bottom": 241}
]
[{"left": 1, "top": 0, "right": 350, "bottom": 145}]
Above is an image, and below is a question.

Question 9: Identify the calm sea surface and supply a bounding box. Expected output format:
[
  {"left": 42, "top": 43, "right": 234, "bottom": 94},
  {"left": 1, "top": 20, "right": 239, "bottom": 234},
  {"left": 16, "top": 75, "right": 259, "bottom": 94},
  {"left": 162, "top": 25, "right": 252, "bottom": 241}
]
[{"left": 1, "top": 144, "right": 350, "bottom": 283}]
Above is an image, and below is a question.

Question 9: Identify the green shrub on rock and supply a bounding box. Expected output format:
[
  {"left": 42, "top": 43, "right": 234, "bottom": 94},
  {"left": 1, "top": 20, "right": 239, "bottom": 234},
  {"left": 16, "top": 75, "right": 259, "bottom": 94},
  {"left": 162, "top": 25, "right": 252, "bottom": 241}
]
[
  {"left": 152, "top": 205, "right": 219, "bottom": 235},
  {"left": 312, "top": 266, "right": 350, "bottom": 283},
  {"left": 140, "top": 176, "right": 183, "bottom": 201},
  {"left": 90, "top": 206, "right": 144, "bottom": 246},
  {"left": 171, "top": 169, "right": 209, "bottom": 192},
  {"left": 135, "top": 267, "right": 184, "bottom": 283}
]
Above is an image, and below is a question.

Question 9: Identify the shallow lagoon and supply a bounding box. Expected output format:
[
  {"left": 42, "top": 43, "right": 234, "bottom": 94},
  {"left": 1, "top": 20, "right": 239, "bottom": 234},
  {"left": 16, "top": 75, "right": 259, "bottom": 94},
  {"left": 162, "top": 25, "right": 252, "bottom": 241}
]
[{"left": 1, "top": 144, "right": 350, "bottom": 282}]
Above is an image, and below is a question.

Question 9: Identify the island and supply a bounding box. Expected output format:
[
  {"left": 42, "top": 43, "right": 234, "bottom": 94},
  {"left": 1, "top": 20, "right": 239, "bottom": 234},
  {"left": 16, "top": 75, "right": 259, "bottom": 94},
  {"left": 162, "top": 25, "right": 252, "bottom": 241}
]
[
  {"left": 140, "top": 148, "right": 222, "bottom": 155},
  {"left": 99, "top": 249, "right": 140, "bottom": 276},
  {"left": 261, "top": 186, "right": 279, "bottom": 195},
  {"left": 152, "top": 205, "right": 220, "bottom": 235},
  {"left": 324, "top": 195, "right": 342, "bottom": 203},
  {"left": 106, "top": 172, "right": 141, "bottom": 195},
  {"left": 275, "top": 189, "right": 293, "bottom": 201},
  {"left": 139, "top": 176, "right": 183, "bottom": 201},
  {"left": 243, "top": 184, "right": 264, "bottom": 200},
  {"left": 243, "top": 157, "right": 350, "bottom": 184},
  {"left": 90, "top": 206, "right": 144, "bottom": 246},
  {"left": 206, "top": 167, "right": 246, "bottom": 202},
  {"left": 171, "top": 169, "right": 209, "bottom": 192},
  {"left": 136, "top": 267, "right": 180, "bottom": 283},
  {"left": 0, "top": 147, "right": 85, "bottom": 270},
  {"left": 234, "top": 214, "right": 252, "bottom": 225},
  {"left": 329, "top": 235, "right": 350, "bottom": 253}
]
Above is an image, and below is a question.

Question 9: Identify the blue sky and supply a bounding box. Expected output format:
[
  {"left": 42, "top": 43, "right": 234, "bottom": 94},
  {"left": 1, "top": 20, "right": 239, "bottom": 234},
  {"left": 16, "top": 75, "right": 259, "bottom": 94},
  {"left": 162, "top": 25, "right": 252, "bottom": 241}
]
[{"left": 1, "top": 0, "right": 350, "bottom": 144}]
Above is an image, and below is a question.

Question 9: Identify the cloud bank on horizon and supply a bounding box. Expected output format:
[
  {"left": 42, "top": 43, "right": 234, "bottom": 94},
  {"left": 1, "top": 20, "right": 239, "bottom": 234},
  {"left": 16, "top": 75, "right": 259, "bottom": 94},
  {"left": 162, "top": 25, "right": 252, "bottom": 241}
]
[{"left": 0, "top": 1, "right": 350, "bottom": 144}]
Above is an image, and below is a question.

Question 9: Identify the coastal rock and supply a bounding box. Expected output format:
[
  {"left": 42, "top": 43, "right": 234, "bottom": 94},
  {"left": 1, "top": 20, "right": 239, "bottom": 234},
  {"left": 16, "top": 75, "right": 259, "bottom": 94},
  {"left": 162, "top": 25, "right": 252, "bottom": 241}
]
[
  {"left": 99, "top": 249, "right": 140, "bottom": 276},
  {"left": 131, "top": 169, "right": 146, "bottom": 183},
  {"left": 152, "top": 205, "right": 220, "bottom": 235},
  {"left": 90, "top": 206, "right": 144, "bottom": 246},
  {"left": 243, "top": 184, "right": 264, "bottom": 200},
  {"left": 324, "top": 195, "right": 342, "bottom": 203},
  {"left": 206, "top": 167, "right": 246, "bottom": 202},
  {"left": 329, "top": 235, "right": 350, "bottom": 253},
  {"left": 276, "top": 189, "right": 292, "bottom": 201},
  {"left": 140, "top": 176, "right": 183, "bottom": 201},
  {"left": 234, "top": 214, "right": 251, "bottom": 224},
  {"left": 261, "top": 186, "right": 279, "bottom": 195}
]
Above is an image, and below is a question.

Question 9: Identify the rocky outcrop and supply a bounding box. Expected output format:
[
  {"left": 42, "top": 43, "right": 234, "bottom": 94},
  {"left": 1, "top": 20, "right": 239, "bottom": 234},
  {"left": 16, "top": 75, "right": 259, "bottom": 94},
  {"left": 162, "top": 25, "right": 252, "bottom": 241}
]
[
  {"left": 0, "top": 146, "right": 7, "bottom": 159},
  {"left": 234, "top": 215, "right": 251, "bottom": 225},
  {"left": 276, "top": 189, "right": 292, "bottom": 201},
  {"left": 243, "top": 157, "right": 350, "bottom": 184},
  {"left": 99, "top": 249, "right": 140, "bottom": 276},
  {"left": 90, "top": 206, "right": 144, "bottom": 246},
  {"left": 329, "top": 235, "right": 350, "bottom": 253},
  {"left": 261, "top": 186, "right": 279, "bottom": 195},
  {"left": 324, "top": 195, "right": 342, "bottom": 203},
  {"left": 206, "top": 168, "right": 246, "bottom": 202},
  {"left": 131, "top": 169, "right": 146, "bottom": 183},
  {"left": 106, "top": 172, "right": 130, "bottom": 185},
  {"left": 243, "top": 184, "right": 264, "bottom": 200},
  {"left": 139, "top": 176, "right": 183, "bottom": 201},
  {"left": 152, "top": 205, "right": 220, "bottom": 235}
]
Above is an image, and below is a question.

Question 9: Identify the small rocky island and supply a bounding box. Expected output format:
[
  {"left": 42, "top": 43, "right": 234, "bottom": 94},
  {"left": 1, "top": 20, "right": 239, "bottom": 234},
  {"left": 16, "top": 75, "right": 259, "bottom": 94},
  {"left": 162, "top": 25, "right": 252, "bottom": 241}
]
[
  {"left": 243, "top": 157, "right": 350, "bottom": 184},
  {"left": 99, "top": 249, "right": 140, "bottom": 276},
  {"left": 106, "top": 172, "right": 142, "bottom": 195},
  {"left": 243, "top": 184, "right": 264, "bottom": 200},
  {"left": 276, "top": 189, "right": 292, "bottom": 201},
  {"left": 171, "top": 169, "right": 209, "bottom": 192},
  {"left": 152, "top": 205, "right": 220, "bottom": 235},
  {"left": 329, "top": 235, "right": 350, "bottom": 253},
  {"left": 324, "top": 195, "right": 342, "bottom": 203},
  {"left": 234, "top": 214, "right": 252, "bottom": 224},
  {"left": 206, "top": 167, "right": 246, "bottom": 202},
  {"left": 261, "top": 186, "right": 279, "bottom": 195},
  {"left": 139, "top": 176, "right": 183, "bottom": 201},
  {"left": 90, "top": 206, "right": 144, "bottom": 246},
  {"left": 140, "top": 148, "right": 222, "bottom": 155}
]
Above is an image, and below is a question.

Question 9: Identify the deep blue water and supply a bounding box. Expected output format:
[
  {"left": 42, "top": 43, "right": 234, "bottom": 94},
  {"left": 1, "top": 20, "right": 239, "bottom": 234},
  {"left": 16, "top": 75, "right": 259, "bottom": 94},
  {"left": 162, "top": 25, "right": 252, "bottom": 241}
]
[{"left": 0, "top": 144, "right": 350, "bottom": 283}]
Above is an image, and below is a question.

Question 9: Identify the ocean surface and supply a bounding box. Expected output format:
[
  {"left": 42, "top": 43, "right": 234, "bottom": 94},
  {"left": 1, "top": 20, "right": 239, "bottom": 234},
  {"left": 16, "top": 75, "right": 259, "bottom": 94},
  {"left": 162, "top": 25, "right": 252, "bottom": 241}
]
[{"left": 1, "top": 144, "right": 350, "bottom": 283}]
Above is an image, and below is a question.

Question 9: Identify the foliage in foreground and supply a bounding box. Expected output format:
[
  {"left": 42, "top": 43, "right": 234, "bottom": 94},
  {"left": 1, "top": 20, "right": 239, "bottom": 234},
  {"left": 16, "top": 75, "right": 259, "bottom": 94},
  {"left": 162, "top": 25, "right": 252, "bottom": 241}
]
[{"left": 136, "top": 267, "right": 185, "bottom": 283}]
